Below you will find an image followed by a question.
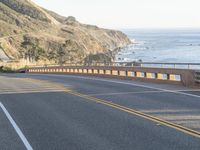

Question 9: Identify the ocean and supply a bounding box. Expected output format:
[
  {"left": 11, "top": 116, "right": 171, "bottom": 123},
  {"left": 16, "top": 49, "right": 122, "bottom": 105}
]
[{"left": 117, "top": 29, "right": 200, "bottom": 63}]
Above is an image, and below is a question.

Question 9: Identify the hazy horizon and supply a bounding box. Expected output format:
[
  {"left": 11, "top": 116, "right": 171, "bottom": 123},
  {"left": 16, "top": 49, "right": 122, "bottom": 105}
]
[{"left": 34, "top": 0, "right": 200, "bottom": 29}]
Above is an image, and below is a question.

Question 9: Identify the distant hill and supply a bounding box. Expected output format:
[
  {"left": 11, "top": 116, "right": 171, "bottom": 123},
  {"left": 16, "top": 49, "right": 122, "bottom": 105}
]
[{"left": 0, "top": 0, "right": 131, "bottom": 67}]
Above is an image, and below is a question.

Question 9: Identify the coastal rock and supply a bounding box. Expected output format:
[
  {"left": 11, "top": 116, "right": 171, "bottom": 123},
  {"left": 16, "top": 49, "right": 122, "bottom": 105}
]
[{"left": 0, "top": 0, "right": 131, "bottom": 66}]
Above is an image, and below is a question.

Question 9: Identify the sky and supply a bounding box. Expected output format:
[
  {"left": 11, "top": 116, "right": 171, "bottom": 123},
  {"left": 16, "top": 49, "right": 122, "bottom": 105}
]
[{"left": 33, "top": 0, "right": 200, "bottom": 29}]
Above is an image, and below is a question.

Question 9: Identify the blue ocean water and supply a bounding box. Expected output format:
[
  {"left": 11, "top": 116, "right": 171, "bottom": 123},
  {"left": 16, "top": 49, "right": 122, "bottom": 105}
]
[{"left": 117, "top": 29, "right": 200, "bottom": 63}]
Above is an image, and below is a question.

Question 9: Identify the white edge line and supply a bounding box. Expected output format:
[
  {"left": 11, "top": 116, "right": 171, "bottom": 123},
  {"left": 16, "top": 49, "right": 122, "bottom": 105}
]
[
  {"left": 30, "top": 74, "right": 200, "bottom": 99},
  {"left": 0, "top": 102, "right": 33, "bottom": 150}
]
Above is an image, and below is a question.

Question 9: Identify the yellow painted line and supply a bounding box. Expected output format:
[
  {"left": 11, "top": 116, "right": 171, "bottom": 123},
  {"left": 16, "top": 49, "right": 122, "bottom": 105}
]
[
  {"left": 65, "top": 90, "right": 200, "bottom": 138},
  {"left": 0, "top": 90, "right": 65, "bottom": 95},
  {"left": 88, "top": 90, "right": 167, "bottom": 96}
]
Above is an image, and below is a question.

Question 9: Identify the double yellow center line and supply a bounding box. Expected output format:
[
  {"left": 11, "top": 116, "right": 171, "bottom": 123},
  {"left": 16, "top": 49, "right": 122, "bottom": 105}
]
[{"left": 65, "top": 90, "right": 200, "bottom": 138}]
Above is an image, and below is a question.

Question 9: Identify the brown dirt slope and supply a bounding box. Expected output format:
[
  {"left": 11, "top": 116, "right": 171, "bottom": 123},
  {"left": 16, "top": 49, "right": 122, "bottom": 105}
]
[{"left": 0, "top": 0, "right": 131, "bottom": 67}]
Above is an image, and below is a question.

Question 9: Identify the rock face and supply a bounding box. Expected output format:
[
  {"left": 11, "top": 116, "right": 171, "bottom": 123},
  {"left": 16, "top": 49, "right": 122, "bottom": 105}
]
[{"left": 0, "top": 0, "right": 131, "bottom": 66}]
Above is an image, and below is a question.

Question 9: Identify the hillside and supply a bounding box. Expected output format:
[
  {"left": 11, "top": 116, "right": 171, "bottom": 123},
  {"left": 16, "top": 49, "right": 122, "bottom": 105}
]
[{"left": 0, "top": 0, "right": 131, "bottom": 67}]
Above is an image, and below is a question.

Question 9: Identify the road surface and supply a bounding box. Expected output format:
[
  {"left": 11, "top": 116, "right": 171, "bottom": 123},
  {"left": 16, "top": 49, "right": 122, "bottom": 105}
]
[{"left": 0, "top": 73, "right": 200, "bottom": 150}]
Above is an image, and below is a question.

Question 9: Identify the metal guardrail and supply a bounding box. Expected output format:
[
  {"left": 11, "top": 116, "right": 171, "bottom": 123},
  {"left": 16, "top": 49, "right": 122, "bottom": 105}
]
[
  {"left": 140, "top": 62, "right": 200, "bottom": 70},
  {"left": 195, "top": 71, "right": 200, "bottom": 83},
  {"left": 27, "top": 62, "right": 200, "bottom": 70},
  {"left": 27, "top": 64, "right": 198, "bottom": 87}
]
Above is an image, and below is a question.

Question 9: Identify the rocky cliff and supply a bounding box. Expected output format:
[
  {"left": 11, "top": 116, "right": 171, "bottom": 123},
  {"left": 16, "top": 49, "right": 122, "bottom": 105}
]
[{"left": 0, "top": 0, "right": 131, "bottom": 67}]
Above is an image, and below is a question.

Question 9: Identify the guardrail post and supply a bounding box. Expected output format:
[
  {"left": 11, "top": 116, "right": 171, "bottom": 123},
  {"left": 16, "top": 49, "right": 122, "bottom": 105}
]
[
  {"left": 125, "top": 71, "right": 128, "bottom": 76},
  {"left": 167, "top": 74, "right": 170, "bottom": 80},
  {"left": 117, "top": 70, "right": 119, "bottom": 76},
  {"left": 144, "top": 72, "right": 147, "bottom": 78},
  {"left": 155, "top": 73, "right": 157, "bottom": 79}
]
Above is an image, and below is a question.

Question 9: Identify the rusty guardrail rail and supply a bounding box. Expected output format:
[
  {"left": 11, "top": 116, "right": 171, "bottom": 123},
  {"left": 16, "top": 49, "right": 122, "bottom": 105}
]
[
  {"left": 26, "top": 62, "right": 200, "bottom": 87},
  {"left": 27, "top": 62, "right": 200, "bottom": 69}
]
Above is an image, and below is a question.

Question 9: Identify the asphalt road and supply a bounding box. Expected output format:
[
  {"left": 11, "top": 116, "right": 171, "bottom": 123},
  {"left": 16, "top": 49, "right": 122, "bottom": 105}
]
[{"left": 0, "top": 73, "right": 200, "bottom": 150}]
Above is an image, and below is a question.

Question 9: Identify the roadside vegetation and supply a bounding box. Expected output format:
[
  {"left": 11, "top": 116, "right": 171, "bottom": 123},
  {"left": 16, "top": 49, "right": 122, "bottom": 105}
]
[{"left": 0, "top": 66, "right": 18, "bottom": 73}]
